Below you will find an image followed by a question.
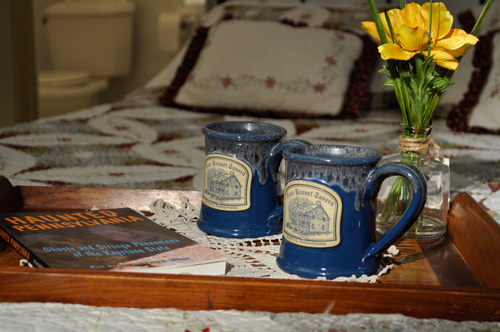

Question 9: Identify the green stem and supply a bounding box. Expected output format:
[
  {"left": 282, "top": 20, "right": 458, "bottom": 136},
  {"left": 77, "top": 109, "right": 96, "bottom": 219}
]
[
  {"left": 428, "top": 0, "right": 433, "bottom": 57},
  {"left": 470, "top": 0, "right": 495, "bottom": 36},
  {"left": 379, "top": 176, "right": 404, "bottom": 222},
  {"left": 379, "top": 150, "right": 415, "bottom": 222},
  {"left": 367, "top": 0, "right": 388, "bottom": 44},
  {"left": 379, "top": 129, "right": 426, "bottom": 228},
  {"left": 423, "top": 93, "right": 440, "bottom": 125},
  {"left": 367, "top": 0, "right": 401, "bottom": 81}
]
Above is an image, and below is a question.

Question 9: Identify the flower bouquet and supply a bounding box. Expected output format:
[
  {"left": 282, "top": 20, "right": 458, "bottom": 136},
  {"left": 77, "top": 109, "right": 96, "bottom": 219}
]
[{"left": 362, "top": 0, "right": 494, "bottom": 240}]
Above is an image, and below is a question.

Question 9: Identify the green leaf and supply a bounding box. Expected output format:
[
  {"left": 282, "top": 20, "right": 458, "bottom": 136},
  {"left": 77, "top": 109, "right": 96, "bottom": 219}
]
[
  {"left": 382, "top": 78, "right": 395, "bottom": 87},
  {"left": 379, "top": 66, "right": 390, "bottom": 74}
]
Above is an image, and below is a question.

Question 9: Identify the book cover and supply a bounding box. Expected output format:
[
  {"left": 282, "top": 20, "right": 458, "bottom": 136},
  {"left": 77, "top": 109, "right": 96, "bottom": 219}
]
[{"left": 0, "top": 208, "right": 226, "bottom": 276}]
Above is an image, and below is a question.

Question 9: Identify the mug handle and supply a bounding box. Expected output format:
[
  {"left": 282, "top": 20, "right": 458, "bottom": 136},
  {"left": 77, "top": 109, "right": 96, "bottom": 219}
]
[
  {"left": 265, "top": 139, "right": 311, "bottom": 231},
  {"left": 361, "top": 162, "right": 427, "bottom": 262},
  {"left": 266, "top": 139, "right": 311, "bottom": 181},
  {"left": 267, "top": 204, "right": 283, "bottom": 230}
]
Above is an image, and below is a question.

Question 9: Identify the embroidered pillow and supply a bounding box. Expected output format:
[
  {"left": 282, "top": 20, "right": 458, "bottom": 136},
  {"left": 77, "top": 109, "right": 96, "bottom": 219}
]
[
  {"left": 447, "top": 29, "right": 500, "bottom": 134},
  {"left": 159, "top": 19, "right": 376, "bottom": 119}
]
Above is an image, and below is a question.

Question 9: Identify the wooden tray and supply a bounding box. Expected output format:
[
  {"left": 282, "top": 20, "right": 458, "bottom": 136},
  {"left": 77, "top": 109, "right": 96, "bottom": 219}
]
[{"left": 0, "top": 176, "right": 499, "bottom": 322}]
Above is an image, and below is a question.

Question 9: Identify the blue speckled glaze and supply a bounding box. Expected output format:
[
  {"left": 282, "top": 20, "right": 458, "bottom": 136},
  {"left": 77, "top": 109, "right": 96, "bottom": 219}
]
[
  {"left": 202, "top": 121, "right": 287, "bottom": 142},
  {"left": 203, "top": 121, "right": 287, "bottom": 185},
  {"left": 276, "top": 145, "right": 427, "bottom": 279},
  {"left": 283, "top": 145, "right": 381, "bottom": 194},
  {"left": 198, "top": 121, "right": 310, "bottom": 238}
]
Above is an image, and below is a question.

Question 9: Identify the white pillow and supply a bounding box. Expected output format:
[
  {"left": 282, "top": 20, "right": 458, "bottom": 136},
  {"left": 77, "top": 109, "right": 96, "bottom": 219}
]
[
  {"left": 447, "top": 30, "right": 500, "bottom": 134},
  {"left": 160, "top": 19, "right": 374, "bottom": 118},
  {"left": 468, "top": 32, "right": 500, "bottom": 131}
]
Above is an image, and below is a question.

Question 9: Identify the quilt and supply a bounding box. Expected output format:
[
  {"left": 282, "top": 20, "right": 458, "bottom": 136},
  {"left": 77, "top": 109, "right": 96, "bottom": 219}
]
[{"left": 1, "top": 94, "right": 499, "bottom": 225}]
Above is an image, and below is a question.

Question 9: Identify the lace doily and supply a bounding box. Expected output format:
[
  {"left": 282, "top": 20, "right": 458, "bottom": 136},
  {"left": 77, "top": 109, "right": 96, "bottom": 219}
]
[{"left": 148, "top": 197, "right": 396, "bottom": 283}]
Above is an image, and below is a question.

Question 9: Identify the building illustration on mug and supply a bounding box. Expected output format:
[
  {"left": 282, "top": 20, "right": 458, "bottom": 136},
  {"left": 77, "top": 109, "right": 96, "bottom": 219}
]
[
  {"left": 283, "top": 181, "right": 342, "bottom": 248},
  {"left": 205, "top": 170, "right": 243, "bottom": 201},
  {"left": 286, "top": 198, "right": 332, "bottom": 236},
  {"left": 202, "top": 154, "right": 252, "bottom": 212}
]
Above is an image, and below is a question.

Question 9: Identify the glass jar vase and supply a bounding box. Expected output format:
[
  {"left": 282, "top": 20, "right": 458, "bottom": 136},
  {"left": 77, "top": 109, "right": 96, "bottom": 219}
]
[{"left": 376, "top": 126, "right": 450, "bottom": 242}]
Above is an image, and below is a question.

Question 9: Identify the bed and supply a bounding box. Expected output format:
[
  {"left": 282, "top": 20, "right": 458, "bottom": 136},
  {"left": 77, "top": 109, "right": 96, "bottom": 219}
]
[{"left": 1, "top": 1, "right": 500, "bottom": 330}]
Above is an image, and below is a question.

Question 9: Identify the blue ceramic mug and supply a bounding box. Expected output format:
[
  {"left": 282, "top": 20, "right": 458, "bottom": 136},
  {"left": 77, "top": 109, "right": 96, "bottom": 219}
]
[
  {"left": 198, "top": 121, "right": 310, "bottom": 238},
  {"left": 272, "top": 145, "right": 427, "bottom": 279}
]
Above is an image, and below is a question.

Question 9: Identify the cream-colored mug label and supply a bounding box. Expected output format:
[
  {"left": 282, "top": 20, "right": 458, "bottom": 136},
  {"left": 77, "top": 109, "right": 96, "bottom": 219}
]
[
  {"left": 202, "top": 154, "right": 252, "bottom": 211},
  {"left": 283, "top": 180, "right": 342, "bottom": 248}
]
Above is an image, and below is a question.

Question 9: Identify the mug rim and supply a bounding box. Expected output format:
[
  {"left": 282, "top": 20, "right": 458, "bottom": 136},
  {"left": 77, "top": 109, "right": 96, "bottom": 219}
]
[
  {"left": 283, "top": 144, "right": 382, "bottom": 165},
  {"left": 202, "top": 121, "right": 287, "bottom": 142}
]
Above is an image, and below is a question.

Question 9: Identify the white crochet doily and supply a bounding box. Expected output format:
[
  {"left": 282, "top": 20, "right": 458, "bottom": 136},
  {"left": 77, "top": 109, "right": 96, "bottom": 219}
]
[{"left": 147, "top": 197, "right": 396, "bottom": 283}]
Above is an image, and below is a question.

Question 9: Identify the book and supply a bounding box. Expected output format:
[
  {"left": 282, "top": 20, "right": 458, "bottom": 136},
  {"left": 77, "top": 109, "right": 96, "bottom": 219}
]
[{"left": 0, "top": 208, "right": 226, "bottom": 276}]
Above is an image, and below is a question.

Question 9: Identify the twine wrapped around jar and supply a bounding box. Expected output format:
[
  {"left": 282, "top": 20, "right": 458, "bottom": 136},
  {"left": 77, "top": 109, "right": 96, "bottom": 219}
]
[{"left": 398, "top": 136, "right": 441, "bottom": 159}]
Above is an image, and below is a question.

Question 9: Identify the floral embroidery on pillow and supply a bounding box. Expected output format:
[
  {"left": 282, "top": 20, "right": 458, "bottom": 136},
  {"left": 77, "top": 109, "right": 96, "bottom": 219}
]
[{"left": 180, "top": 30, "right": 347, "bottom": 99}]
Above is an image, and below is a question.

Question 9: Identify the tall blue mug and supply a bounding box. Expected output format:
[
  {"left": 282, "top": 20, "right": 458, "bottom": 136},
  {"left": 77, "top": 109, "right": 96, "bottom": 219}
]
[
  {"left": 270, "top": 144, "right": 427, "bottom": 279},
  {"left": 198, "top": 121, "right": 309, "bottom": 238}
]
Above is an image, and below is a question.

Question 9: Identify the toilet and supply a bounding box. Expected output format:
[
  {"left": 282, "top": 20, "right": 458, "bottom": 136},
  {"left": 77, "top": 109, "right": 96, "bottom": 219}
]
[
  {"left": 38, "top": 71, "right": 109, "bottom": 117},
  {"left": 38, "top": 0, "right": 135, "bottom": 117}
]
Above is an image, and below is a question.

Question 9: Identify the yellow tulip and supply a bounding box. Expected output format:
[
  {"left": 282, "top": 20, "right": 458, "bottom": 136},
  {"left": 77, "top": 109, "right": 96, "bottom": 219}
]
[{"left": 362, "top": 2, "right": 479, "bottom": 70}]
